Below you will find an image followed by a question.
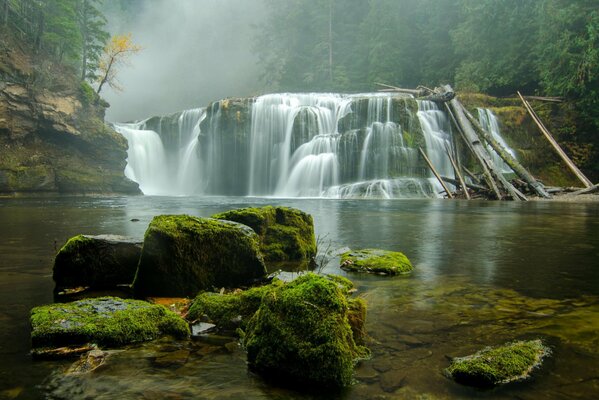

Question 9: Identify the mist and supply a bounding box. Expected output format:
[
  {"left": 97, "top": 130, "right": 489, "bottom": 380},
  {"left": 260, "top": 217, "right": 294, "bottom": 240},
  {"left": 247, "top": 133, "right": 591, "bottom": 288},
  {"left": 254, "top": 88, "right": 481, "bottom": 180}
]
[{"left": 103, "top": 0, "right": 268, "bottom": 122}]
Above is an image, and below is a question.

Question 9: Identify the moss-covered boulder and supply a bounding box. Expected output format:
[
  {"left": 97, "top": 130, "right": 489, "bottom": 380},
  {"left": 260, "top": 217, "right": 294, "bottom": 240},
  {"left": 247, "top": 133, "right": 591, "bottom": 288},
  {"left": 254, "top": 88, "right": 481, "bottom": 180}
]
[
  {"left": 340, "top": 249, "right": 413, "bottom": 275},
  {"left": 243, "top": 273, "right": 369, "bottom": 389},
  {"left": 212, "top": 206, "right": 317, "bottom": 262},
  {"left": 445, "top": 339, "right": 550, "bottom": 388},
  {"left": 53, "top": 234, "right": 142, "bottom": 291},
  {"left": 133, "top": 215, "right": 267, "bottom": 298},
  {"left": 30, "top": 297, "right": 190, "bottom": 349},
  {"left": 187, "top": 281, "right": 283, "bottom": 330}
]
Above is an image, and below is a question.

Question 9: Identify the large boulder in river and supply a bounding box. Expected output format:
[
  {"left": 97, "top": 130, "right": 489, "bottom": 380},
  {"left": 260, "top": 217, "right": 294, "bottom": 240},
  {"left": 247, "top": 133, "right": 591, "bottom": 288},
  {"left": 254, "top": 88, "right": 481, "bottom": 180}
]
[
  {"left": 30, "top": 297, "right": 189, "bottom": 349},
  {"left": 133, "top": 215, "right": 267, "bottom": 298},
  {"left": 243, "top": 273, "right": 369, "bottom": 389},
  {"left": 213, "top": 206, "right": 317, "bottom": 262},
  {"left": 53, "top": 234, "right": 142, "bottom": 291}
]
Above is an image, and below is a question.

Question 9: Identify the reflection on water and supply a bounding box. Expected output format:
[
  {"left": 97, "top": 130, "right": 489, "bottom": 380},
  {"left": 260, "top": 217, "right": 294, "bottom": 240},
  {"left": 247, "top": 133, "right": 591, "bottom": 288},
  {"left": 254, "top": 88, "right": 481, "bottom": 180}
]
[{"left": 1, "top": 196, "right": 598, "bottom": 399}]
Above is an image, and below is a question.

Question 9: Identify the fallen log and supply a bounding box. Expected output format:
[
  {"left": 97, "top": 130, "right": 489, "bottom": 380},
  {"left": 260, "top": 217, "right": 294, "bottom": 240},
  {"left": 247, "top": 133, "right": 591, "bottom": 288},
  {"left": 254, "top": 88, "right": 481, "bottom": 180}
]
[
  {"left": 568, "top": 184, "right": 599, "bottom": 196},
  {"left": 444, "top": 144, "right": 470, "bottom": 199},
  {"left": 441, "top": 176, "right": 488, "bottom": 192},
  {"left": 461, "top": 106, "right": 549, "bottom": 199},
  {"left": 518, "top": 92, "right": 593, "bottom": 189},
  {"left": 419, "top": 147, "right": 454, "bottom": 198}
]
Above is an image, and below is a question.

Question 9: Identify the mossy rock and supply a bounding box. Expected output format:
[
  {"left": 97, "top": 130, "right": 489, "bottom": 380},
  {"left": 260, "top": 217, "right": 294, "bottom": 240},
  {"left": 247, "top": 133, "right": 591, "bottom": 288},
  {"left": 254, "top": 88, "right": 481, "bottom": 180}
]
[
  {"left": 445, "top": 339, "right": 550, "bottom": 388},
  {"left": 53, "top": 234, "right": 142, "bottom": 291},
  {"left": 30, "top": 297, "right": 190, "bottom": 349},
  {"left": 243, "top": 273, "right": 369, "bottom": 389},
  {"left": 340, "top": 249, "right": 413, "bottom": 275},
  {"left": 212, "top": 206, "right": 317, "bottom": 262},
  {"left": 187, "top": 280, "right": 283, "bottom": 330},
  {"left": 133, "top": 215, "right": 267, "bottom": 298}
]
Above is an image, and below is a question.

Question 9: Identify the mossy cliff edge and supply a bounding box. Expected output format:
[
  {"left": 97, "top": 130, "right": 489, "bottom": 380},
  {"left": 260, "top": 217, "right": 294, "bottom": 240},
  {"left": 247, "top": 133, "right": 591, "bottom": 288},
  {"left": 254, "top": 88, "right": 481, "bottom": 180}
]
[{"left": 0, "top": 35, "right": 138, "bottom": 195}]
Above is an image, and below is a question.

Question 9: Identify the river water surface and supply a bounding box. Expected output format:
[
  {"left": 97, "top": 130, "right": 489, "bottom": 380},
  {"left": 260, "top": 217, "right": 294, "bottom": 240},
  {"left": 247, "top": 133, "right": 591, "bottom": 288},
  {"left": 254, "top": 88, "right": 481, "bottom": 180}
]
[{"left": 1, "top": 196, "right": 598, "bottom": 399}]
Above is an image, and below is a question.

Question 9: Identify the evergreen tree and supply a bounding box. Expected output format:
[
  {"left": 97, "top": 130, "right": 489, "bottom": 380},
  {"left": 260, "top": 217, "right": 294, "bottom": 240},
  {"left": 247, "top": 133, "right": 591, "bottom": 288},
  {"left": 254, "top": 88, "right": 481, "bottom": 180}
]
[{"left": 78, "top": 0, "right": 109, "bottom": 81}]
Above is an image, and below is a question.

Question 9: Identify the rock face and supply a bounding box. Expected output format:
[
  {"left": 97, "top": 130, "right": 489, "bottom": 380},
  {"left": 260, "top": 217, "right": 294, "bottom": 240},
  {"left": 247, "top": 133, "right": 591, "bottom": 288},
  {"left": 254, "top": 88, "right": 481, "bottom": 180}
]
[
  {"left": 53, "top": 235, "right": 142, "bottom": 291},
  {"left": 244, "top": 273, "right": 369, "bottom": 389},
  {"left": 444, "top": 339, "right": 550, "bottom": 388},
  {"left": 340, "top": 249, "right": 413, "bottom": 275},
  {"left": 213, "top": 206, "right": 317, "bottom": 262},
  {"left": 133, "top": 215, "right": 267, "bottom": 298},
  {"left": 30, "top": 297, "right": 190, "bottom": 348},
  {"left": 0, "top": 36, "right": 139, "bottom": 194}
]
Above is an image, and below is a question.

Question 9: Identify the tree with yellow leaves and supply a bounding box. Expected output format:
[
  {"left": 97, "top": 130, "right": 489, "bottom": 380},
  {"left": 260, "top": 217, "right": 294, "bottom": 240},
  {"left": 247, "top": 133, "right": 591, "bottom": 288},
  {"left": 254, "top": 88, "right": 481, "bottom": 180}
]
[{"left": 96, "top": 33, "right": 142, "bottom": 94}]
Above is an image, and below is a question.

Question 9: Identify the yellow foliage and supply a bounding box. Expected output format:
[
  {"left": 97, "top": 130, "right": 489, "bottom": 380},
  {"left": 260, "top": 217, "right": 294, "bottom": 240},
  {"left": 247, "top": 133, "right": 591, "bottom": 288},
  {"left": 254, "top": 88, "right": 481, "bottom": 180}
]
[{"left": 96, "top": 33, "right": 142, "bottom": 94}]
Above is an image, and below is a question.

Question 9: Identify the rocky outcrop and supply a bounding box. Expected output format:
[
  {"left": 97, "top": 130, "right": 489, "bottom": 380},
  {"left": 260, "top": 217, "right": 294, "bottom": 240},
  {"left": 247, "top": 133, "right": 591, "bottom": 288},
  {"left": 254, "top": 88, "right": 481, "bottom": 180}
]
[
  {"left": 30, "top": 297, "right": 190, "bottom": 349},
  {"left": 133, "top": 215, "right": 267, "bottom": 298},
  {"left": 0, "top": 37, "right": 139, "bottom": 194},
  {"left": 53, "top": 234, "right": 142, "bottom": 291},
  {"left": 213, "top": 206, "right": 317, "bottom": 263}
]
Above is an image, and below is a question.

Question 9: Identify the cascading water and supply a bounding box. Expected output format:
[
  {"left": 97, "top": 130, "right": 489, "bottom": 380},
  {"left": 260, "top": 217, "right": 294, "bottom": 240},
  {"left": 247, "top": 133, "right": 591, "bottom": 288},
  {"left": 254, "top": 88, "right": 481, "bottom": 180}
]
[
  {"left": 113, "top": 108, "right": 205, "bottom": 195},
  {"left": 116, "top": 93, "right": 458, "bottom": 198},
  {"left": 478, "top": 108, "right": 517, "bottom": 173}
]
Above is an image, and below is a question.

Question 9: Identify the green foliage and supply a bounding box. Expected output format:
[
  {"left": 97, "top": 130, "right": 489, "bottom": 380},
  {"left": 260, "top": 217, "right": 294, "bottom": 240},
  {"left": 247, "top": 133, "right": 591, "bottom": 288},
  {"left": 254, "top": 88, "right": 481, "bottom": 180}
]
[
  {"left": 30, "top": 296, "right": 190, "bottom": 348},
  {"left": 445, "top": 339, "right": 550, "bottom": 387}
]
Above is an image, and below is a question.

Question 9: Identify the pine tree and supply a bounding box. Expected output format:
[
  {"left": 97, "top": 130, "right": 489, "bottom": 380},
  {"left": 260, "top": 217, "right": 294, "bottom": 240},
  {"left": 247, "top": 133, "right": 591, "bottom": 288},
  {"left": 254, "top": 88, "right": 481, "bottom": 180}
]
[{"left": 77, "top": 0, "right": 109, "bottom": 81}]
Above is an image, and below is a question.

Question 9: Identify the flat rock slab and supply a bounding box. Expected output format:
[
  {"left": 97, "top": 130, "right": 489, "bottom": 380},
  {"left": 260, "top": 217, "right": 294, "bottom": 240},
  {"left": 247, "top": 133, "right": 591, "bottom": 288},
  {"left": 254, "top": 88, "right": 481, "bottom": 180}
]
[
  {"left": 444, "top": 339, "right": 550, "bottom": 388},
  {"left": 53, "top": 234, "right": 142, "bottom": 290},
  {"left": 30, "top": 297, "right": 190, "bottom": 349},
  {"left": 340, "top": 249, "right": 413, "bottom": 275}
]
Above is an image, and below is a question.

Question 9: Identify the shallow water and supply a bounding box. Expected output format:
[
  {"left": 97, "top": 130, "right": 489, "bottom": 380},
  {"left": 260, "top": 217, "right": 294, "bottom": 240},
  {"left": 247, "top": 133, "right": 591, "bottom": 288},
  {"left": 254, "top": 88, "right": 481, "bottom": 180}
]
[{"left": 1, "top": 196, "right": 598, "bottom": 399}]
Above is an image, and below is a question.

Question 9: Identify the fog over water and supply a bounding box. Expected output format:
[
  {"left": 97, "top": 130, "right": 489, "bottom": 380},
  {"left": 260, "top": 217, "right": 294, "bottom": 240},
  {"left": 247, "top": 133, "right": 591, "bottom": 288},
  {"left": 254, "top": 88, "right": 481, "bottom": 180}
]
[{"left": 103, "top": 0, "right": 267, "bottom": 122}]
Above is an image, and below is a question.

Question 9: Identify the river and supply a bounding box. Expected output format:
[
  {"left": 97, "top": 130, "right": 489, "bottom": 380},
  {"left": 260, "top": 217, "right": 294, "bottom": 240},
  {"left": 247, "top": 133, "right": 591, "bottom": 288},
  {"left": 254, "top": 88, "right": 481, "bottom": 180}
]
[{"left": 1, "top": 196, "right": 598, "bottom": 399}]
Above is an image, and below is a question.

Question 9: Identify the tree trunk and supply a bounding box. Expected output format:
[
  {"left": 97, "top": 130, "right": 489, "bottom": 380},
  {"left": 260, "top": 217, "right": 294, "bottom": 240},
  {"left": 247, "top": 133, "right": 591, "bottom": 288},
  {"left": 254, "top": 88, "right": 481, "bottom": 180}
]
[
  {"left": 462, "top": 104, "right": 550, "bottom": 198},
  {"left": 419, "top": 147, "right": 454, "bottom": 198}
]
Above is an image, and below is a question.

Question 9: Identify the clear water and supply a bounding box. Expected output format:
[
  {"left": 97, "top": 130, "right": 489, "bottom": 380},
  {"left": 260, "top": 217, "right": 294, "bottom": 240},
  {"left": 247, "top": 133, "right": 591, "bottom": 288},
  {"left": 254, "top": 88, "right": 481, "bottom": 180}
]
[{"left": 1, "top": 196, "right": 598, "bottom": 399}]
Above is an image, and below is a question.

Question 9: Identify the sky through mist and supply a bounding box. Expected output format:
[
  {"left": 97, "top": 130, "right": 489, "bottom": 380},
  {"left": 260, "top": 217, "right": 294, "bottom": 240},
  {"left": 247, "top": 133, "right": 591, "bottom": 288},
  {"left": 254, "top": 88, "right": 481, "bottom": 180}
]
[{"left": 103, "top": 0, "right": 267, "bottom": 122}]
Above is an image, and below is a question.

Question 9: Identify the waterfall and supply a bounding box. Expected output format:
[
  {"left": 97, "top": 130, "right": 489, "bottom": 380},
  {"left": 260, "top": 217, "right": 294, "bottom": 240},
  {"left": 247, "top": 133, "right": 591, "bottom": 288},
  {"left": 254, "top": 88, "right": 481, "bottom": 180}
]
[
  {"left": 116, "top": 93, "right": 461, "bottom": 198},
  {"left": 477, "top": 108, "right": 516, "bottom": 173},
  {"left": 113, "top": 108, "right": 205, "bottom": 195}
]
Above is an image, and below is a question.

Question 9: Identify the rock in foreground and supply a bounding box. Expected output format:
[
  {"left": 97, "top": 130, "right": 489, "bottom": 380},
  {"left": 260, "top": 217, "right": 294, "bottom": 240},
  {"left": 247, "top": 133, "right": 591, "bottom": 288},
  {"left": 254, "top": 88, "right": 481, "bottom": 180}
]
[
  {"left": 244, "top": 273, "right": 369, "bottom": 389},
  {"left": 445, "top": 339, "right": 550, "bottom": 388},
  {"left": 213, "top": 206, "right": 317, "bottom": 262},
  {"left": 53, "top": 234, "right": 142, "bottom": 291},
  {"left": 30, "top": 297, "right": 189, "bottom": 349},
  {"left": 340, "top": 249, "right": 413, "bottom": 275},
  {"left": 134, "top": 215, "right": 267, "bottom": 297}
]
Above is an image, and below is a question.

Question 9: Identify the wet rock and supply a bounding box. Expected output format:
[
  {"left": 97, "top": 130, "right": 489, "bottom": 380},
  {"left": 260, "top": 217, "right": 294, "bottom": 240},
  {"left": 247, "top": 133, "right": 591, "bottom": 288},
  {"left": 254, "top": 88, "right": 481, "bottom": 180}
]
[
  {"left": 340, "top": 249, "right": 413, "bottom": 275},
  {"left": 31, "top": 344, "right": 97, "bottom": 360},
  {"left": 66, "top": 349, "right": 108, "bottom": 374},
  {"left": 153, "top": 349, "right": 190, "bottom": 368},
  {"left": 53, "top": 234, "right": 142, "bottom": 291},
  {"left": 191, "top": 322, "right": 216, "bottom": 336},
  {"left": 213, "top": 206, "right": 317, "bottom": 262},
  {"left": 30, "top": 297, "right": 190, "bottom": 349},
  {"left": 354, "top": 364, "right": 379, "bottom": 383},
  {"left": 444, "top": 339, "right": 550, "bottom": 388},
  {"left": 244, "top": 273, "right": 369, "bottom": 389},
  {"left": 133, "top": 215, "right": 267, "bottom": 297}
]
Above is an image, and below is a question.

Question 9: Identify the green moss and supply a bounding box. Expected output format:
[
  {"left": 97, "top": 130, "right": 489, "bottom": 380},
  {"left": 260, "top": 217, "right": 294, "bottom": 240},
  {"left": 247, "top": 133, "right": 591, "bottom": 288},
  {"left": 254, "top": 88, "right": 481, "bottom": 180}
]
[
  {"left": 187, "top": 280, "right": 283, "bottom": 330},
  {"left": 243, "top": 273, "right": 369, "bottom": 389},
  {"left": 340, "top": 249, "right": 413, "bottom": 275},
  {"left": 213, "top": 206, "right": 317, "bottom": 262},
  {"left": 30, "top": 297, "right": 190, "bottom": 348},
  {"left": 445, "top": 339, "right": 549, "bottom": 388},
  {"left": 133, "top": 215, "right": 266, "bottom": 298},
  {"left": 58, "top": 235, "right": 93, "bottom": 255}
]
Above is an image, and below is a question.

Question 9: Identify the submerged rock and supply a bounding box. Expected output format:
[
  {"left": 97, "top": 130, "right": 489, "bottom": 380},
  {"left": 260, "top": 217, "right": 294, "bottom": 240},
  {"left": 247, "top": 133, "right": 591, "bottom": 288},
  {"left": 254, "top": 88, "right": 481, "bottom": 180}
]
[
  {"left": 212, "top": 206, "right": 317, "bottom": 262},
  {"left": 66, "top": 349, "right": 108, "bottom": 375},
  {"left": 444, "top": 339, "right": 550, "bottom": 388},
  {"left": 243, "top": 273, "right": 369, "bottom": 389},
  {"left": 53, "top": 234, "right": 142, "bottom": 291},
  {"left": 340, "top": 249, "right": 413, "bottom": 275},
  {"left": 30, "top": 297, "right": 190, "bottom": 349},
  {"left": 133, "top": 215, "right": 267, "bottom": 298}
]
